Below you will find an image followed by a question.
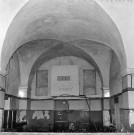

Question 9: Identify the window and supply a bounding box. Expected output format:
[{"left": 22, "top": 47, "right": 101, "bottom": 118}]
[
  {"left": 36, "top": 70, "right": 48, "bottom": 96},
  {"left": 83, "top": 69, "right": 96, "bottom": 95}
]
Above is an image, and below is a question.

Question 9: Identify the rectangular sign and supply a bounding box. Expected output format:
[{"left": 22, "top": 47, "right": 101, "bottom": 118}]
[
  {"left": 57, "top": 76, "right": 70, "bottom": 81},
  {"left": 51, "top": 65, "right": 79, "bottom": 96}
]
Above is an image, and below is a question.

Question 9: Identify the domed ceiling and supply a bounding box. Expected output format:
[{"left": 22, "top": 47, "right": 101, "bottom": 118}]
[{"left": 2, "top": 0, "right": 126, "bottom": 71}]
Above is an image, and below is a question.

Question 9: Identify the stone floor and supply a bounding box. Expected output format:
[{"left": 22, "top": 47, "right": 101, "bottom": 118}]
[{"left": 0, "top": 133, "right": 133, "bottom": 135}]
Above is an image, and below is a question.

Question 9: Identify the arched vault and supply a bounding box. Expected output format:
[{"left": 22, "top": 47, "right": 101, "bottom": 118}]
[
  {"left": 28, "top": 42, "right": 103, "bottom": 92},
  {"left": 1, "top": 0, "right": 126, "bottom": 73}
]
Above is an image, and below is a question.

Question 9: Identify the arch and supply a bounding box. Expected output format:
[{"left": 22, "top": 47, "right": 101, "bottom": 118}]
[
  {"left": 27, "top": 42, "right": 103, "bottom": 97},
  {"left": 68, "top": 39, "right": 125, "bottom": 73}
]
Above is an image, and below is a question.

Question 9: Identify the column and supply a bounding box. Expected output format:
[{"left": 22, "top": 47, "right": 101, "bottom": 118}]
[
  {"left": 122, "top": 74, "right": 134, "bottom": 131},
  {"left": 102, "top": 87, "right": 111, "bottom": 127},
  {"left": 0, "top": 71, "right": 6, "bottom": 131},
  {"left": 18, "top": 86, "right": 28, "bottom": 110}
]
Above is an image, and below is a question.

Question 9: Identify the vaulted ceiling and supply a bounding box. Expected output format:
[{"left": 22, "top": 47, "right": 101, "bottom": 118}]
[{"left": 2, "top": 0, "right": 126, "bottom": 71}]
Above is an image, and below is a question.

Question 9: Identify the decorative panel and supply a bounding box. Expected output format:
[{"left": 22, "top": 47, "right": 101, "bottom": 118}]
[
  {"left": 51, "top": 65, "right": 79, "bottom": 96},
  {"left": 36, "top": 70, "right": 48, "bottom": 96},
  {"left": 83, "top": 70, "right": 96, "bottom": 95}
]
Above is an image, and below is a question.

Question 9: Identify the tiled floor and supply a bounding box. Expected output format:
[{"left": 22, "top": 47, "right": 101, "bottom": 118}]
[{"left": 0, "top": 133, "right": 133, "bottom": 135}]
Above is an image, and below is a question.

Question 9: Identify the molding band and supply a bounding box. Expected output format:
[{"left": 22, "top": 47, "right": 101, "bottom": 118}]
[
  {"left": 0, "top": 88, "right": 5, "bottom": 92},
  {"left": 122, "top": 88, "right": 134, "bottom": 93}
]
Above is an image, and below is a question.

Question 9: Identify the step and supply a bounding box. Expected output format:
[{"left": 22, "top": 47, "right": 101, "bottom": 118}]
[{"left": 0, "top": 133, "right": 133, "bottom": 135}]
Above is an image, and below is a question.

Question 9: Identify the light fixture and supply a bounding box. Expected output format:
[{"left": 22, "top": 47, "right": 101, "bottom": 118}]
[
  {"left": 104, "top": 90, "right": 110, "bottom": 97},
  {"left": 103, "top": 87, "right": 110, "bottom": 98},
  {"left": 19, "top": 91, "right": 25, "bottom": 98},
  {"left": 18, "top": 87, "right": 27, "bottom": 98}
]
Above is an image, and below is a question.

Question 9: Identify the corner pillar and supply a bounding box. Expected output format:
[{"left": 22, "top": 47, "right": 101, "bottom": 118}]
[
  {"left": 102, "top": 87, "right": 111, "bottom": 127},
  {"left": 0, "top": 71, "right": 7, "bottom": 131},
  {"left": 122, "top": 74, "right": 134, "bottom": 131}
]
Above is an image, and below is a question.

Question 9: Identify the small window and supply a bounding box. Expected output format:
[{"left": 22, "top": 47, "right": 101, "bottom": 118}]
[
  {"left": 83, "top": 69, "right": 96, "bottom": 95},
  {"left": 36, "top": 70, "right": 48, "bottom": 96}
]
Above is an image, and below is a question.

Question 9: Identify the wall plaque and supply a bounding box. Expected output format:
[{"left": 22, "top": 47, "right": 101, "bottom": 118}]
[{"left": 51, "top": 65, "right": 79, "bottom": 96}]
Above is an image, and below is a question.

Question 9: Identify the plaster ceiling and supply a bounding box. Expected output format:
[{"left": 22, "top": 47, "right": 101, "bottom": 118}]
[{"left": 1, "top": 0, "right": 126, "bottom": 71}]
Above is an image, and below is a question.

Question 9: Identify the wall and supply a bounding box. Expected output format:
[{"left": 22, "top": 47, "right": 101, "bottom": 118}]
[
  {"left": 97, "top": 0, "right": 134, "bottom": 71},
  {"left": 15, "top": 40, "right": 112, "bottom": 96},
  {"left": 4, "top": 55, "right": 105, "bottom": 132},
  {"left": 6, "top": 53, "right": 20, "bottom": 96},
  {"left": 1, "top": 0, "right": 133, "bottom": 132},
  {"left": 4, "top": 97, "right": 103, "bottom": 132},
  {"left": 6, "top": 40, "right": 115, "bottom": 98},
  {"left": 29, "top": 56, "right": 102, "bottom": 99},
  {"left": 110, "top": 52, "right": 122, "bottom": 96}
]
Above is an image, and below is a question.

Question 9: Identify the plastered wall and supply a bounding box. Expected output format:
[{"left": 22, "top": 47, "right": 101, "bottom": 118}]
[
  {"left": 110, "top": 52, "right": 122, "bottom": 96},
  {"left": 6, "top": 53, "right": 20, "bottom": 96},
  {"left": 30, "top": 56, "right": 102, "bottom": 99},
  {"left": 6, "top": 39, "right": 122, "bottom": 98}
]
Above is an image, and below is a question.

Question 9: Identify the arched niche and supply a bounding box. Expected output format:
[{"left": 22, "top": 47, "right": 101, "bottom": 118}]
[{"left": 27, "top": 42, "right": 103, "bottom": 98}]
